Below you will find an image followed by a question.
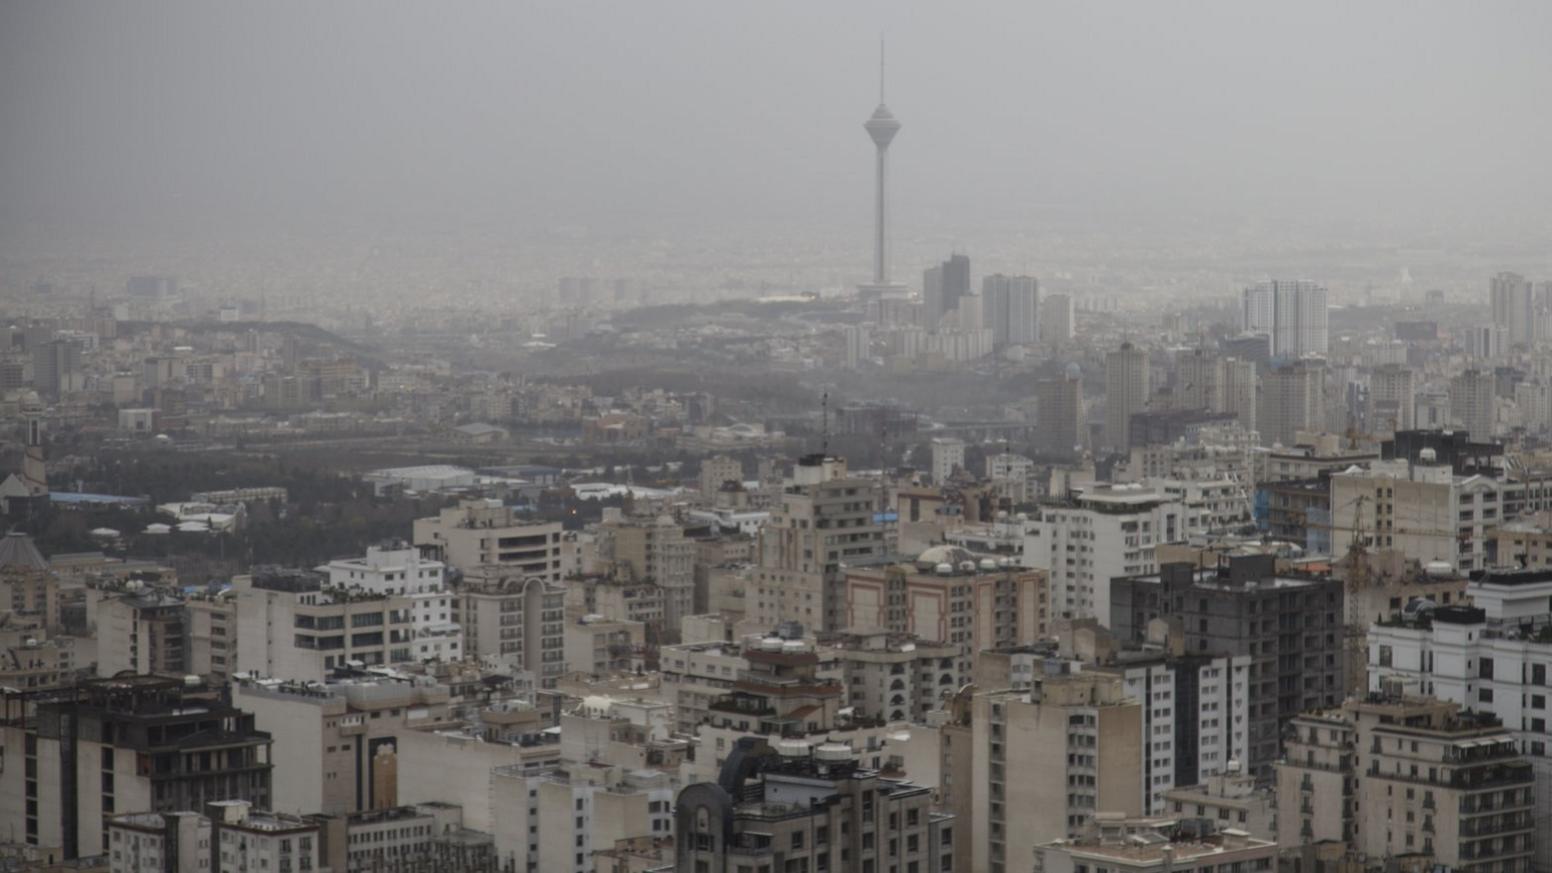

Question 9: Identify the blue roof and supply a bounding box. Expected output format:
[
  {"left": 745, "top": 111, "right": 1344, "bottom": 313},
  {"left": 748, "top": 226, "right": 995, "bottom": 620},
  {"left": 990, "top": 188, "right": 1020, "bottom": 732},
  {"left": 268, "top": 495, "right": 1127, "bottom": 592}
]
[{"left": 50, "top": 492, "right": 150, "bottom": 506}]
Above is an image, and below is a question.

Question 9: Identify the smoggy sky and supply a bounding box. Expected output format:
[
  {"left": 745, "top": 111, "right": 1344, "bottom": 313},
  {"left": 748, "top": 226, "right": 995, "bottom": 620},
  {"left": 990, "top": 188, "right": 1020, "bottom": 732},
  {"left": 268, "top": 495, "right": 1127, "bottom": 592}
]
[{"left": 3, "top": 0, "right": 1551, "bottom": 249}]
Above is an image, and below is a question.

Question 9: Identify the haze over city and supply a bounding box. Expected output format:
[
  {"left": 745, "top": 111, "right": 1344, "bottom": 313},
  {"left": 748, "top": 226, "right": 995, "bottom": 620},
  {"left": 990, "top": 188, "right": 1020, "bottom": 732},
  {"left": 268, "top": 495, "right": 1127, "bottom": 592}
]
[{"left": 4, "top": 4, "right": 1552, "bottom": 873}]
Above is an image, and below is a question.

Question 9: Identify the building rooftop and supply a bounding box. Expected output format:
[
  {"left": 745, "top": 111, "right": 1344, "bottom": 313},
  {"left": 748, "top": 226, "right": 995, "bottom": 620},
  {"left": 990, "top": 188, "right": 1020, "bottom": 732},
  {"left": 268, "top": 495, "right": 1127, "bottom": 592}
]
[{"left": 0, "top": 531, "right": 47, "bottom": 571}]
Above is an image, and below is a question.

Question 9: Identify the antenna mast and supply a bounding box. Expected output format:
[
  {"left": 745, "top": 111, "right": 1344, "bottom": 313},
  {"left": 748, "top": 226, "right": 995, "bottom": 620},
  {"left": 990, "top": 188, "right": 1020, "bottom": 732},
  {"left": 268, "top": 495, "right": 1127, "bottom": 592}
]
[{"left": 880, "top": 36, "right": 886, "bottom": 103}]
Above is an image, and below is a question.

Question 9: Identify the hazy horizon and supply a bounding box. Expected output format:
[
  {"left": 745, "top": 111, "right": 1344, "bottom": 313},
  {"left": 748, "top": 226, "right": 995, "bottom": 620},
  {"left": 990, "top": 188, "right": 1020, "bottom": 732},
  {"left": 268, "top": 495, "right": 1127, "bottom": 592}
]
[{"left": 4, "top": 1, "right": 1552, "bottom": 255}]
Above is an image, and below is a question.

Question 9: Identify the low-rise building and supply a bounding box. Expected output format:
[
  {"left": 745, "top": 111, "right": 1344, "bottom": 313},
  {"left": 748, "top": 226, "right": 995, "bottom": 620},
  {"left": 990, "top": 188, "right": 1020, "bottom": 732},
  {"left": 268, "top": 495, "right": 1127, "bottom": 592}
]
[
  {"left": 313, "top": 801, "right": 498, "bottom": 873},
  {"left": 1161, "top": 769, "right": 1276, "bottom": 841},
  {"left": 564, "top": 613, "right": 646, "bottom": 676},
  {"left": 1034, "top": 817, "right": 1277, "bottom": 873}
]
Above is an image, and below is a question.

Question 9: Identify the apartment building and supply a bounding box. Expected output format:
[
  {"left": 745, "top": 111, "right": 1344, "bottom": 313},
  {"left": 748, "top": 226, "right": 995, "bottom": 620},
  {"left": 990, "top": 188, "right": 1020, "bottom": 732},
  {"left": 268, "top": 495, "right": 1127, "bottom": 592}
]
[
  {"left": 185, "top": 589, "right": 237, "bottom": 683},
  {"left": 1035, "top": 818, "right": 1276, "bottom": 873},
  {"left": 1110, "top": 555, "right": 1345, "bottom": 778},
  {"left": 1022, "top": 484, "right": 1186, "bottom": 623},
  {"left": 845, "top": 548, "right": 1049, "bottom": 684},
  {"left": 235, "top": 568, "right": 417, "bottom": 682},
  {"left": 92, "top": 587, "right": 186, "bottom": 677},
  {"left": 1277, "top": 696, "right": 1533, "bottom": 873},
  {"left": 1162, "top": 769, "right": 1276, "bottom": 841},
  {"left": 597, "top": 512, "right": 696, "bottom": 640},
  {"left": 1366, "top": 567, "right": 1552, "bottom": 871},
  {"left": 658, "top": 638, "right": 748, "bottom": 731},
  {"left": 1493, "top": 513, "right": 1552, "bottom": 570},
  {"left": 751, "top": 454, "right": 887, "bottom": 632},
  {"left": 108, "top": 801, "right": 322, "bottom": 873},
  {"left": 673, "top": 739, "right": 952, "bottom": 873},
  {"left": 1100, "top": 651, "right": 1252, "bottom": 814},
  {"left": 1332, "top": 454, "right": 1552, "bottom": 574},
  {"left": 452, "top": 565, "right": 566, "bottom": 685},
  {"left": 413, "top": 500, "right": 567, "bottom": 582},
  {"left": 314, "top": 801, "right": 499, "bottom": 873},
  {"left": 0, "top": 618, "right": 77, "bottom": 690},
  {"left": 972, "top": 672, "right": 1144, "bottom": 873},
  {"left": 106, "top": 811, "right": 211, "bottom": 873},
  {"left": 0, "top": 675, "right": 273, "bottom": 860},
  {"left": 563, "top": 613, "right": 647, "bottom": 675},
  {"left": 231, "top": 674, "right": 455, "bottom": 816},
  {"left": 818, "top": 630, "right": 961, "bottom": 724},
  {"left": 492, "top": 764, "right": 675, "bottom": 873},
  {"left": 321, "top": 544, "right": 462, "bottom": 662}
]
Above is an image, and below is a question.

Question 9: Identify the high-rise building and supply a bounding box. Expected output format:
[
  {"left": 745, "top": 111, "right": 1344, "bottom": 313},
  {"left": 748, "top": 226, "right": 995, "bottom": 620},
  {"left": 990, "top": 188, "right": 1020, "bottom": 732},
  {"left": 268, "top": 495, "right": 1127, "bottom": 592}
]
[
  {"left": 454, "top": 565, "right": 567, "bottom": 685},
  {"left": 1035, "top": 365, "right": 1085, "bottom": 457},
  {"left": 982, "top": 274, "right": 1039, "bottom": 346},
  {"left": 1463, "top": 323, "right": 1507, "bottom": 360},
  {"left": 1110, "top": 556, "right": 1346, "bottom": 778},
  {"left": 1491, "top": 271, "right": 1536, "bottom": 347},
  {"left": 923, "top": 253, "right": 972, "bottom": 326},
  {"left": 0, "top": 676, "right": 273, "bottom": 860},
  {"left": 1022, "top": 484, "right": 1185, "bottom": 622},
  {"left": 1367, "top": 363, "right": 1416, "bottom": 435},
  {"left": 1243, "top": 280, "right": 1328, "bottom": 358},
  {"left": 31, "top": 337, "right": 81, "bottom": 399},
  {"left": 1450, "top": 368, "right": 1496, "bottom": 442},
  {"left": 1040, "top": 293, "right": 1075, "bottom": 345},
  {"left": 1220, "top": 357, "right": 1258, "bottom": 433},
  {"left": 232, "top": 673, "right": 465, "bottom": 817},
  {"left": 972, "top": 672, "right": 1144, "bottom": 873},
  {"left": 1174, "top": 348, "right": 1223, "bottom": 412},
  {"left": 1259, "top": 359, "right": 1325, "bottom": 447},
  {"left": 1368, "top": 569, "right": 1552, "bottom": 873},
  {"left": 751, "top": 455, "right": 887, "bottom": 632},
  {"left": 1104, "top": 342, "right": 1150, "bottom": 451},
  {"left": 930, "top": 436, "right": 966, "bottom": 483},
  {"left": 1331, "top": 457, "right": 1552, "bottom": 575},
  {"left": 859, "top": 52, "right": 905, "bottom": 299},
  {"left": 843, "top": 323, "right": 870, "bottom": 369}
]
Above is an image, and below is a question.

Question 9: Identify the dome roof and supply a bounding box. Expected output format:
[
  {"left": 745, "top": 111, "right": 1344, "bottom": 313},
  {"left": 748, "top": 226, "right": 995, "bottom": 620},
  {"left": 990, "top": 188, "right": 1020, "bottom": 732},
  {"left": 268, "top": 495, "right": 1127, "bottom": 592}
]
[{"left": 914, "top": 545, "right": 976, "bottom": 572}]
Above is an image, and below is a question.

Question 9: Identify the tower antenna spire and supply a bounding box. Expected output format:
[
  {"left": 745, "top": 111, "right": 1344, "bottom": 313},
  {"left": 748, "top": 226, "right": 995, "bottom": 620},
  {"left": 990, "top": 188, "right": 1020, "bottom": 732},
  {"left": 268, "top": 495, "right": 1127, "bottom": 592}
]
[{"left": 879, "top": 35, "right": 886, "bottom": 103}]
